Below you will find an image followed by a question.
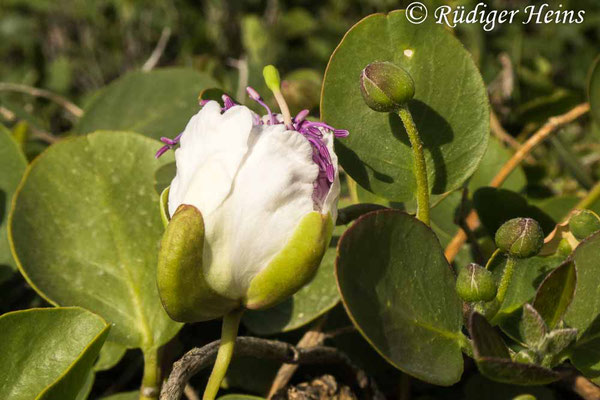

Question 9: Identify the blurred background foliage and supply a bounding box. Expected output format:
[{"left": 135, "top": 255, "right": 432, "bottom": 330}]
[{"left": 2, "top": 0, "right": 599, "bottom": 136}]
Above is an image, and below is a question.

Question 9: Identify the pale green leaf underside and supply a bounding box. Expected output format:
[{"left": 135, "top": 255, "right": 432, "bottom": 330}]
[{"left": 10, "top": 131, "right": 181, "bottom": 350}]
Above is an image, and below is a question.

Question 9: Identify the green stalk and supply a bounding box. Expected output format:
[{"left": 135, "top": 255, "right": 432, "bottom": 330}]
[
  {"left": 575, "top": 181, "right": 600, "bottom": 211},
  {"left": 140, "top": 348, "right": 160, "bottom": 400},
  {"left": 398, "top": 105, "right": 430, "bottom": 225},
  {"left": 496, "top": 256, "right": 517, "bottom": 306},
  {"left": 202, "top": 309, "right": 245, "bottom": 400}
]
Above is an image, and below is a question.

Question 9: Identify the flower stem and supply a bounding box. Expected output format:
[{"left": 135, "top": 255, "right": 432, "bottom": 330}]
[
  {"left": 140, "top": 348, "right": 160, "bottom": 400},
  {"left": 398, "top": 105, "right": 430, "bottom": 226},
  {"left": 202, "top": 309, "right": 245, "bottom": 400},
  {"left": 496, "top": 256, "right": 516, "bottom": 306}
]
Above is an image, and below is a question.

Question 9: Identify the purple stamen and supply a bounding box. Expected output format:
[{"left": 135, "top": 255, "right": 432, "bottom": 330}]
[
  {"left": 294, "top": 109, "right": 309, "bottom": 124},
  {"left": 246, "top": 86, "right": 275, "bottom": 125},
  {"left": 157, "top": 87, "right": 349, "bottom": 208},
  {"left": 155, "top": 145, "right": 170, "bottom": 158},
  {"left": 222, "top": 94, "right": 236, "bottom": 111}
]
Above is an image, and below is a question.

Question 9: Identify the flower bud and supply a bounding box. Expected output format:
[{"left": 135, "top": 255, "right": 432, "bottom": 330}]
[
  {"left": 569, "top": 209, "right": 600, "bottom": 241},
  {"left": 495, "top": 218, "right": 544, "bottom": 258},
  {"left": 359, "top": 61, "right": 415, "bottom": 112},
  {"left": 455, "top": 263, "right": 497, "bottom": 302},
  {"left": 156, "top": 93, "right": 345, "bottom": 322}
]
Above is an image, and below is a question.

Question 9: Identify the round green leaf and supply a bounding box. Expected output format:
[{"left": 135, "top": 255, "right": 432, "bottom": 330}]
[
  {"left": 243, "top": 226, "right": 341, "bottom": 335},
  {"left": 336, "top": 210, "right": 464, "bottom": 385},
  {"left": 9, "top": 131, "right": 181, "bottom": 350},
  {"left": 322, "top": 10, "right": 489, "bottom": 201},
  {"left": 0, "top": 125, "right": 26, "bottom": 275},
  {"left": 565, "top": 232, "right": 600, "bottom": 382},
  {"left": 589, "top": 55, "right": 600, "bottom": 124},
  {"left": 74, "top": 68, "right": 218, "bottom": 140},
  {"left": 0, "top": 307, "right": 109, "bottom": 400}
]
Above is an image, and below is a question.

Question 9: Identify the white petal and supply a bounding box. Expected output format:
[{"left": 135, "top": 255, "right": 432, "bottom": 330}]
[
  {"left": 202, "top": 124, "right": 319, "bottom": 298},
  {"left": 321, "top": 130, "right": 340, "bottom": 222},
  {"left": 168, "top": 102, "right": 254, "bottom": 217}
]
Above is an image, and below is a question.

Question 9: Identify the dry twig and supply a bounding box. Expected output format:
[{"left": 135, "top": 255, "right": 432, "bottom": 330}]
[
  {"left": 444, "top": 103, "right": 590, "bottom": 262},
  {"left": 142, "top": 27, "right": 172, "bottom": 72},
  {"left": 0, "top": 82, "right": 83, "bottom": 118},
  {"left": 160, "top": 337, "right": 382, "bottom": 400}
]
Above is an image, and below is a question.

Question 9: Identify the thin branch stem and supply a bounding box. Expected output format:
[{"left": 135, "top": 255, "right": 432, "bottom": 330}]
[
  {"left": 142, "top": 27, "right": 172, "bottom": 72},
  {"left": 160, "top": 337, "right": 382, "bottom": 400},
  {"left": 398, "top": 105, "right": 430, "bottom": 226},
  {"left": 0, "top": 82, "right": 83, "bottom": 118},
  {"left": 489, "top": 103, "right": 590, "bottom": 187},
  {"left": 490, "top": 110, "right": 535, "bottom": 164},
  {"left": 444, "top": 103, "right": 590, "bottom": 263},
  {"left": 267, "top": 318, "right": 326, "bottom": 398}
]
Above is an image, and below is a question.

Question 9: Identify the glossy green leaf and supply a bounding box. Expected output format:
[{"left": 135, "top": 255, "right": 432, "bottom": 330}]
[
  {"left": 94, "top": 341, "right": 127, "bottom": 372},
  {"left": 74, "top": 68, "right": 218, "bottom": 140},
  {"left": 243, "top": 227, "right": 341, "bottom": 335},
  {"left": 565, "top": 232, "right": 600, "bottom": 382},
  {"left": 0, "top": 307, "right": 110, "bottom": 400},
  {"left": 469, "top": 312, "right": 560, "bottom": 385},
  {"left": 9, "top": 131, "right": 181, "bottom": 350},
  {"left": 533, "top": 261, "right": 577, "bottom": 330},
  {"left": 322, "top": 10, "right": 489, "bottom": 201},
  {"left": 589, "top": 55, "right": 600, "bottom": 124},
  {"left": 0, "top": 125, "right": 26, "bottom": 276},
  {"left": 473, "top": 187, "right": 556, "bottom": 236},
  {"left": 336, "top": 210, "right": 464, "bottom": 385},
  {"left": 468, "top": 136, "right": 526, "bottom": 193}
]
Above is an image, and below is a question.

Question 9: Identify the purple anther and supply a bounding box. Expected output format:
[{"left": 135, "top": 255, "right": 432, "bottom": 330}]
[
  {"left": 333, "top": 129, "right": 349, "bottom": 138},
  {"left": 155, "top": 145, "right": 170, "bottom": 159},
  {"left": 161, "top": 137, "right": 177, "bottom": 146},
  {"left": 222, "top": 94, "right": 236, "bottom": 111},
  {"left": 199, "top": 99, "right": 211, "bottom": 106},
  {"left": 246, "top": 86, "right": 275, "bottom": 125},
  {"left": 156, "top": 133, "right": 183, "bottom": 158},
  {"left": 294, "top": 109, "right": 309, "bottom": 124}
]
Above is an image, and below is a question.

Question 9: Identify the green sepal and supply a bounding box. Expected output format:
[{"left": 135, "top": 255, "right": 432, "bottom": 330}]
[
  {"left": 160, "top": 186, "right": 170, "bottom": 229},
  {"left": 157, "top": 204, "right": 239, "bottom": 322},
  {"left": 244, "top": 212, "right": 334, "bottom": 309}
]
